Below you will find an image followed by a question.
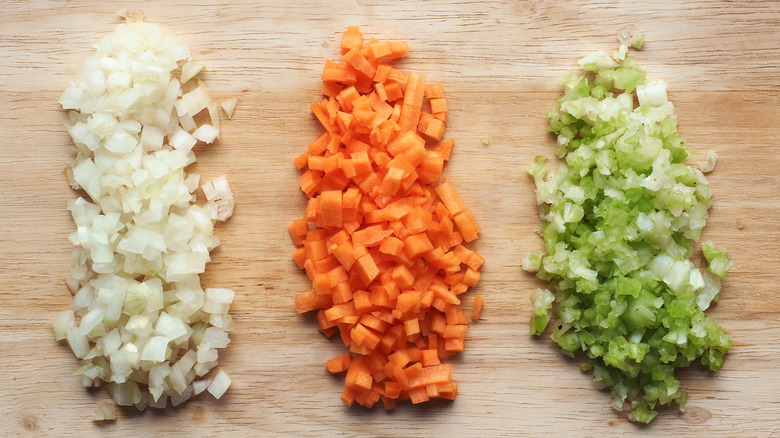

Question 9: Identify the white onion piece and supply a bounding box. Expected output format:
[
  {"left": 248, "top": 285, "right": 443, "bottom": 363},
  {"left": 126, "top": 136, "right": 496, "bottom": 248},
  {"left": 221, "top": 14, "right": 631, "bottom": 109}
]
[
  {"left": 207, "top": 369, "right": 231, "bottom": 399},
  {"left": 221, "top": 97, "right": 238, "bottom": 119},
  {"left": 93, "top": 401, "right": 117, "bottom": 422},
  {"left": 52, "top": 310, "right": 76, "bottom": 341},
  {"left": 181, "top": 62, "right": 204, "bottom": 84},
  {"left": 193, "top": 124, "right": 219, "bottom": 144},
  {"left": 182, "top": 87, "right": 210, "bottom": 117},
  {"left": 55, "top": 18, "right": 235, "bottom": 414}
]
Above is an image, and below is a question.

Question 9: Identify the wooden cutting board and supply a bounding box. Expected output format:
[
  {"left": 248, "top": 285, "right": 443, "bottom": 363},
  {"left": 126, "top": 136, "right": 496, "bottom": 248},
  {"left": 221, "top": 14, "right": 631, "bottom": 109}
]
[{"left": 2, "top": 0, "right": 779, "bottom": 436}]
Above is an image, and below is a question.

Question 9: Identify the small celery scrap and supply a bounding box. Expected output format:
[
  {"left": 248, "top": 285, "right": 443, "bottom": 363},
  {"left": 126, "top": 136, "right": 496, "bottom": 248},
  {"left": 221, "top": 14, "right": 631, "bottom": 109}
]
[{"left": 526, "top": 35, "right": 732, "bottom": 423}]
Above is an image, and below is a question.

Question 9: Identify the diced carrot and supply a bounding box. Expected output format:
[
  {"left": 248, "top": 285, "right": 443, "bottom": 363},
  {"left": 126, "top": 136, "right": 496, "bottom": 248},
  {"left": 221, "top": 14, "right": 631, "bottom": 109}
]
[
  {"left": 427, "top": 333, "right": 439, "bottom": 351},
  {"left": 351, "top": 323, "right": 382, "bottom": 349},
  {"left": 304, "top": 238, "right": 329, "bottom": 261},
  {"left": 386, "top": 67, "right": 406, "bottom": 83},
  {"left": 322, "top": 80, "right": 344, "bottom": 98},
  {"left": 381, "top": 396, "right": 396, "bottom": 410},
  {"left": 434, "top": 139, "right": 454, "bottom": 161},
  {"left": 292, "top": 27, "right": 482, "bottom": 410},
  {"left": 307, "top": 132, "right": 330, "bottom": 155},
  {"left": 374, "top": 82, "right": 388, "bottom": 102},
  {"left": 439, "top": 382, "right": 458, "bottom": 400},
  {"left": 443, "top": 324, "right": 468, "bottom": 339},
  {"left": 383, "top": 81, "right": 404, "bottom": 102},
  {"left": 373, "top": 64, "right": 392, "bottom": 84},
  {"left": 368, "top": 91, "right": 394, "bottom": 119},
  {"left": 377, "top": 198, "right": 414, "bottom": 222},
  {"left": 429, "top": 98, "right": 447, "bottom": 114},
  {"left": 432, "top": 286, "right": 460, "bottom": 306},
  {"left": 291, "top": 247, "right": 306, "bottom": 269},
  {"left": 332, "top": 281, "right": 353, "bottom": 304},
  {"left": 417, "top": 112, "right": 434, "bottom": 131},
  {"left": 453, "top": 208, "right": 480, "bottom": 242},
  {"left": 341, "top": 387, "right": 357, "bottom": 406},
  {"left": 341, "top": 26, "right": 363, "bottom": 54},
  {"left": 408, "top": 386, "right": 430, "bottom": 404},
  {"left": 326, "top": 352, "right": 352, "bottom": 374},
  {"left": 419, "top": 155, "right": 444, "bottom": 184},
  {"left": 429, "top": 312, "right": 446, "bottom": 335},
  {"left": 288, "top": 219, "right": 309, "bottom": 246},
  {"left": 403, "top": 233, "right": 434, "bottom": 258},
  {"left": 391, "top": 290, "right": 417, "bottom": 314},
  {"left": 420, "top": 349, "right": 441, "bottom": 367},
  {"left": 398, "top": 72, "right": 426, "bottom": 132},
  {"left": 337, "top": 85, "right": 361, "bottom": 112},
  {"left": 345, "top": 356, "right": 373, "bottom": 391},
  {"left": 386, "top": 130, "right": 424, "bottom": 158},
  {"left": 463, "top": 268, "right": 480, "bottom": 287},
  {"left": 325, "top": 302, "right": 356, "bottom": 322},
  {"left": 384, "top": 381, "right": 401, "bottom": 399},
  {"left": 409, "top": 364, "right": 452, "bottom": 389},
  {"left": 364, "top": 40, "right": 410, "bottom": 62},
  {"left": 311, "top": 101, "right": 337, "bottom": 134},
  {"left": 352, "top": 224, "right": 393, "bottom": 248},
  {"left": 445, "top": 305, "right": 469, "bottom": 325},
  {"left": 435, "top": 179, "right": 467, "bottom": 216},
  {"left": 360, "top": 313, "right": 389, "bottom": 334},
  {"left": 466, "top": 251, "right": 485, "bottom": 271},
  {"left": 355, "top": 70, "right": 374, "bottom": 95},
  {"left": 353, "top": 253, "right": 379, "bottom": 285},
  {"left": 378, "top": 236, "right": 404, "bottom": 256},
  {"left": 332, "top": 240, "right": 357, "bottom": 270},
  {"left": 444, "top": 337, "right": 464, "bottom": 352},
  {"left": 404, "top": 318, "right": 421, "bottom": 337},
  {"left": 299, "top": 170, "right": 321, "bottom": 198},
  {"left": 319, "top": 190, "right": 343, "bottom": 228},
  {"left": 294, "top": 151, "right": 310, "bottom": 170},
  {"left": 424, "top": 83, "right": 444, "bottom": 99},
  {"left": 419, "top": 115, "right": 446, "bottom": 142},
  {"left": 392, "top": 265, "right": 415, "bottom": 289},
  {"left": 343, "top": 47, "right": 377, "bottom": 80},
  {"left": 294, "top": 289, "right": 317, "bottom": 313}
]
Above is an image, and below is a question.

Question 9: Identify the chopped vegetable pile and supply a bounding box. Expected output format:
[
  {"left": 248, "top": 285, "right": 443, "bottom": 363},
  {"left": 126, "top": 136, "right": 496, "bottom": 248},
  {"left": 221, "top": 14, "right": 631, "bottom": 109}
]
[
  {"left": 54, "top": 17, "right": 236, "bottom": 417},
  {"left": 291, "top": 27, "right": 483, "bottom": 409},
  {"left": 526, "top": 37, "right": 732, "bottom": 423}
]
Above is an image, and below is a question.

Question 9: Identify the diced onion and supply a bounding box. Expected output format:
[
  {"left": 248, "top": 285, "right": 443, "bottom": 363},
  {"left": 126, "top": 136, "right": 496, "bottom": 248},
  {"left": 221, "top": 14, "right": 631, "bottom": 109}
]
[
  {"left": 221, "top": 97, "right": 238, "bottom": 119},
  {"left": 93, "top": 401, "right": 117, "bottom": 422},
  {"left": 207, "top": 369, "right": 231, "bottom": 399},
  {"left": 181, "top": 62, "right": 204, "bottom": 84},
  {"left": 54, "top": 17, "right": 236, "bottom": 414}
]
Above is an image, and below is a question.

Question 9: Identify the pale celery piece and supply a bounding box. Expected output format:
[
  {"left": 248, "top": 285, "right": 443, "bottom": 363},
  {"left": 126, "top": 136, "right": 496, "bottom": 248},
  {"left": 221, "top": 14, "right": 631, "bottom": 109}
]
[{"left": 527, "top": 44, "right": 732, "bottom": 423}]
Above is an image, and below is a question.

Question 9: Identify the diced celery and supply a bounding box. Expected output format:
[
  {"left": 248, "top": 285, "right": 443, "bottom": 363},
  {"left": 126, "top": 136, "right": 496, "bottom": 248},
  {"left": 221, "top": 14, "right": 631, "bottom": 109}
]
[{"left": 529, "top": 40, "right": 731, "bottom": 423}]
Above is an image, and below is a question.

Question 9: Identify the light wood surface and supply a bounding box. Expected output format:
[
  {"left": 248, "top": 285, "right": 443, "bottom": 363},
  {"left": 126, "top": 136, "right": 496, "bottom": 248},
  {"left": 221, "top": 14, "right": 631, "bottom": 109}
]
[{"left": 1, "top": 1, "right": 779, "bottom": 436}]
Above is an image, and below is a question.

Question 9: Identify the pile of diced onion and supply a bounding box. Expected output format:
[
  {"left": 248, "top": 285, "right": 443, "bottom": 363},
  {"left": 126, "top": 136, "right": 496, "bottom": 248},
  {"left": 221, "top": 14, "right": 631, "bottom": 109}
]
[{"left": 53, "top": 19, "right": 236, "bottom": 418}]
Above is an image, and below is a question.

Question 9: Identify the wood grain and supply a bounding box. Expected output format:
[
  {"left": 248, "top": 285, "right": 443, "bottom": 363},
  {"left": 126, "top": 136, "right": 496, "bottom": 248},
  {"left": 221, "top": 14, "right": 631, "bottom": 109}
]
[{"left": 1, "top": 0, "right": 779, "bottom": 436}]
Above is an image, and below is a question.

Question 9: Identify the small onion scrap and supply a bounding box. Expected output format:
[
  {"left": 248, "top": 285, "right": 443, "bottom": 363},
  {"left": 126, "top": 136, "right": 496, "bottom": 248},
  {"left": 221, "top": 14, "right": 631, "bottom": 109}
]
[{"left": 54, "top": 18, "right": 236, "bottom": 416}]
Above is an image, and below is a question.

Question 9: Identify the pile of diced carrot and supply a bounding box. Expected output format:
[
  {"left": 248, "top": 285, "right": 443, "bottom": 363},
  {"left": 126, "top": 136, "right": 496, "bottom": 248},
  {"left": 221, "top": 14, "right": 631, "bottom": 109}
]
[{"left": 290, "top": 27, "right": 483, "bottom": 409}]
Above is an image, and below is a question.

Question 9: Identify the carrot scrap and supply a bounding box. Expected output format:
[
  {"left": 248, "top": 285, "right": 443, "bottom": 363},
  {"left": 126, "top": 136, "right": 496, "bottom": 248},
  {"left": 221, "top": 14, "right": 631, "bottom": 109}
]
[
  {"left": 471, "top": 295, "right": 484, "bottom": 322},
  {"left": 291, "top": 27, "right": 482, "bottom": 410}
]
